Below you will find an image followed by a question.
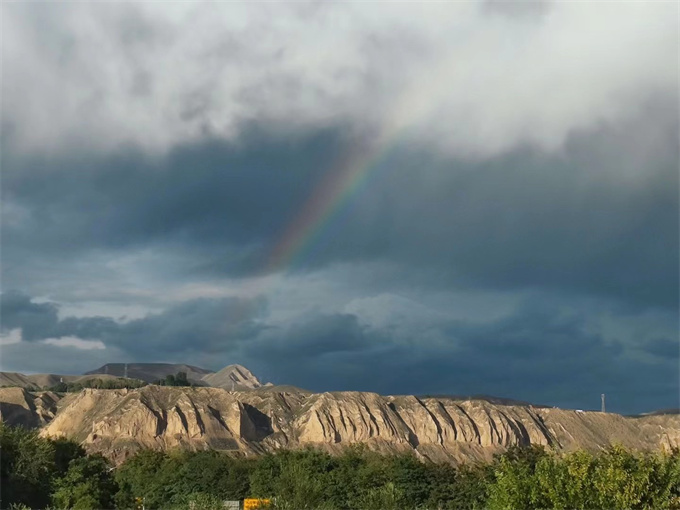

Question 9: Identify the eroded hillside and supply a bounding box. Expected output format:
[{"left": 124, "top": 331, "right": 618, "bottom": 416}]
[{"left": 1, "top": 386, "right": 676, "bottom": 465}]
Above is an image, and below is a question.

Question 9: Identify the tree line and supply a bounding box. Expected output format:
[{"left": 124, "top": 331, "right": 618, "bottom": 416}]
[
  {"left": 46, "top": 378, "right": 148, "bottom": 393},
  {"left": 2, "top": 422, "right": 679, "bottom": 510},
  {"left": 1, "top": 371, "right": 195, "bottom": 393}
]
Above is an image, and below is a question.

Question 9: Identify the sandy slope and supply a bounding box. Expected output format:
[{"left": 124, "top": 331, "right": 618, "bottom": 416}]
[{"left": 0, "top": 385, "right": 670, "bottom": 465}]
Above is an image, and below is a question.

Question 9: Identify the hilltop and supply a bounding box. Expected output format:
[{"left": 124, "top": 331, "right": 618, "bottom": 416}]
[
  {"left": 201, "top": 364, "right": 264, "bottom": 390},
  {"left": 2, "top": 362, "right": 267, "bottom": 392},
  {"left": 84, "top": 363, "right": 213, "bottom": 384},
  {"left": 1, "top": 363, "right": 678, "bottom": 466},
  {"left": 0, "top": 371, "right": 127, "bottom": 390},
  {"left": 0, "top": 384, "right": 677, "bottom": 466}
]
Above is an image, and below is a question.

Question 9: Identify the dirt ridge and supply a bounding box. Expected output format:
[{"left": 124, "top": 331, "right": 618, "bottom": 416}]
[{"left": 0, "top": 386, "right": 673, "bottom": 464}]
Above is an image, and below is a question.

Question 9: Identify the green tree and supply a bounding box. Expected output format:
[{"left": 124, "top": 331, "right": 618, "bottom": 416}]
[
  {"left": 424, "top": 462, "right": 459, "bottom": 510},
  {"left": 389, "top": 452, "right": 433, "bottom": 507},
  {"left": 640, "top": 448, "right": 680, "bottom": 509},
  {"left": 486, "top": 445, "right": 549, "bottom": 509},
  {"left": 175, "top": 371, "right": 190, "bottom": 386},
  {"left": 51, "top": 454, "right": 118, "bottom": 510},
  {"left": 115, "top": 449, "right": 170, "bottom": 509},
  {"left": 251, "top": 449, "right": 336, "bottom": 509},
  {"left": 590, "top": 444, "right": 654, "bottom": 509},
  {"left": 0, "top": 422, "right": 56, "bottom": 509},
  {"left": 249, "top": 453, "right": 282, "bottom": 499},
  {"left": 51, "top": 436, "right": 87, "bottom": 475},
  {"left": 170, "top": 491, "right": 227, "bottom": 510},
  {"left": 355, "top": 482, "right": 404, "bottom": 510}
]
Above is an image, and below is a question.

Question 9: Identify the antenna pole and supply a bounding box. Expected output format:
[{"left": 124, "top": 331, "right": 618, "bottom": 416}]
[{"left": 601, "top": 393, "right": 606, "bottom": 413}]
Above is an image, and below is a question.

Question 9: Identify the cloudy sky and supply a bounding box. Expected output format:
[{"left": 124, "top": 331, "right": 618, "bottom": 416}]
[{"left": 1, "top": 2, "right": 678, "bottom": 414}]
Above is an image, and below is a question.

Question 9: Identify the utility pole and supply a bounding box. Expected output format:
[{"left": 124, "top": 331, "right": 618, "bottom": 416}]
[{"left": 601, "top": 393, "right": 606, "bottom": 413}]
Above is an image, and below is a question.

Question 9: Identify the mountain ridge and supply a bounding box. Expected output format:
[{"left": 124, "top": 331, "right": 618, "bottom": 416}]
[
  {"left": 201, "top": 364, "right": 263, "bottom": 390},
  {"left": 84, "top": 363, "right": 214, "bottom": 384},
  {"left": 0, "top": 384, "right": 677, "bottom": 467}
]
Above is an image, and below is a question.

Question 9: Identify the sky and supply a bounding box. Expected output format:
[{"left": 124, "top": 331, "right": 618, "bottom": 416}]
[{"left": 1, "top": 2, "right": 678, "bottom": 415}]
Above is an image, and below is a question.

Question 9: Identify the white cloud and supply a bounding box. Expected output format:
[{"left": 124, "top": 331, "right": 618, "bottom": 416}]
[
  {"left": 0, "top": 328, "right": 22, "bottom": 345},
  {"left": 42, "top": 336, "right": 106, "bottom": 350},
  {"left": 3, "top": 2, "right": 676, "bottom": 159}
]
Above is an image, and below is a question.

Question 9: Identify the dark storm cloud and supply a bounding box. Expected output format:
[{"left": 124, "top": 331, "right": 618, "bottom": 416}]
[
  {"left": 1, "top": 291, "right": 266, "bottom": 357},
  {"left": 3, "top": 291, "right": 675, "bottom": 414},
  {"left": 2, "top": 127, "right": 347, "bottom": 268},
  {"left": 239, "top": 299, "right": 676, "bottom": 415},
  {"left": 259, "top": 313, "right": 367, "bottom": 358},
  {"left": 2, "top": 2, "right": 677, "bottom": 416},
  {"left": 4, "top": 101, "right": 677, "bottom": 311},
  {"left": 0, "top": 290, "right": 60, "bottom": 341},
  {"left": 642, "top": 337, "right": 680, "bottom": 360}
]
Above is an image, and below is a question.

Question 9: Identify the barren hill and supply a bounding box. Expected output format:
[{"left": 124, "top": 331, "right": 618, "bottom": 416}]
[
  {"left": 201, "top": 364, "right": 262, "bottom": 390},
  {"left": 0, "top": 371, "right": 125, "bottom": 389},
  {"left": 84, "top": 363, "right": 213, "bottom": 383},
  {"left": 0, "top": 385, "right": 676, "bottom": 465},
  {"left": 0, "top": 387, "right": 60, "bottom": 428}
]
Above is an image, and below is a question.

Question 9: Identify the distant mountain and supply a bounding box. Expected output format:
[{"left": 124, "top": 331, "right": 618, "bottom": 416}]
[
  {"left": 201, "top": 364, "right": 262, "bottom": 390},
  {"left": 2, "top": 385, "right": 677, "bottom": 466},
  {"left": 84, "top": 363, "right": 213, "bottom": 384},
  {"left": 2, "top": 362, "right": 679, "bottom": 465},
  {"left": 3, "top": 363, "right": 269, "bottom": 390},
  {"left": 0, "top": 372, "right": 126, "bottom": 389}
]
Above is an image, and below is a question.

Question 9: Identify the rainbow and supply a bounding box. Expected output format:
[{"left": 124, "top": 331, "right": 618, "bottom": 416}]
[
  {"left": 238, "top": 54, "right": 457, "bottom": 296},
  {"left": 231, "top": 128, "right": 401, "bottom": 302},
  {"left": 262, "top": 117, "right": 423, "bottom": 275},
  {"left": 261, "top": 57, "right": 457, "bottom": 272},
  {"left": 264, "top": 138, "right": 386, "bottom": 273}
]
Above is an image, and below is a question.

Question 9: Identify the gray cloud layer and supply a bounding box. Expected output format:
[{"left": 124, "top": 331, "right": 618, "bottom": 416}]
[
  {"left": 1, "top": 3, "right": 677, "bottom": 415},
  {"left": 2, "top": 291, "right": 676, "bottom": 414},
  {"left": 4, "top": 106, "right": 677, "bottom": 309}
]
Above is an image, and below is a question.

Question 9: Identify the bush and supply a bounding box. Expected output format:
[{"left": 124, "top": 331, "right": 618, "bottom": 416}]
[
  {"left": 3, "top": 422, "right": 680, "bottom": 510},
  {"left": 51, "top": 454, "right": 118, "bottom": 510},
  {"left": 48, "top": 377, "right": 147, "bottom": 392},
  {"left": 152, "top": 371, "right": 192, "bottom": 387},
  {"left": 0, "top": 423, "right": 89, "bottom": 509}
]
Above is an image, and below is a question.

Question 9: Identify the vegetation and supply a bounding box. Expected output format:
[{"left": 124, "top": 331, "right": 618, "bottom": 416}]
[
  {"left": 47, "top": 378, "right": 147, "bottom": 393},
  {"left": 152, "top": 371, "right": 192, "bottom": 387},
  {"left": 2, "top": 422, "right": 679, "bottom": 509}
]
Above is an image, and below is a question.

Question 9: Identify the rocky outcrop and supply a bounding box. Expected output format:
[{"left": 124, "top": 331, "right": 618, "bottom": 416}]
[
  {"left": 0, "top": 388, "right": 59, "bottom": 428},
  {"left": 6, "top": 386, "right": 670, "bottom": 465},
  {"left": 2, "top": 363, "right": 269, "bottom": 390},
  {"left": 201, "top": 364, "right": 262, "bottom": 390}
]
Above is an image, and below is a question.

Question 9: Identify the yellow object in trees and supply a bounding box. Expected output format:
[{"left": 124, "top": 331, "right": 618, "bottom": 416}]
[{"left": 244, "top": 498, "right": 271, "bottom": 510}]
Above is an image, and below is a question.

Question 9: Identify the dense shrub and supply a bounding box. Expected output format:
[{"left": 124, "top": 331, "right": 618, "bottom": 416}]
[
  {"left": 48, "top": 377, "right": 147, "bottom": 392},
  {"left": 0, "top": 423, "right": 86, "bottom": 509},
  {"left": 51, "top": 454, "right": 117, "bottom": 510},
  {"left": 153, "top": 371, "right": 191, "bottom": 387},
  {"left": 2, "top": 423, "right": 679, "bottom": 509}
]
